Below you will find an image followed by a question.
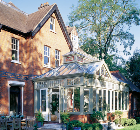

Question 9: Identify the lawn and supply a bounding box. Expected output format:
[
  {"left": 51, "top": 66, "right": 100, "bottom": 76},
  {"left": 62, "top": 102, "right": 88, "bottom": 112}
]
[{"left": 121, "top": 124, "right": 140, "bottom": 130}]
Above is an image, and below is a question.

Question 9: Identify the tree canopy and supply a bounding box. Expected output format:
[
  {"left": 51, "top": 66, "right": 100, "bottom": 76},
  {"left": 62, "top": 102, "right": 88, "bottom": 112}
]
[
  {"left": 68, "top": 0, "right": 140, "bottom": 60},
  {"left": 125, "top": 49, "right": 140, "bottom": 87}
]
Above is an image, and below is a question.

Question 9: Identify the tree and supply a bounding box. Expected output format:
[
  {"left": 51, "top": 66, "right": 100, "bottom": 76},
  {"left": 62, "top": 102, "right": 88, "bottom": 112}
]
[
  {"left": 126, "top": 49, "right": 140, "bottom": 87},
  {"left": 68, "top": 0, "right": 140, "bottom": 60}
]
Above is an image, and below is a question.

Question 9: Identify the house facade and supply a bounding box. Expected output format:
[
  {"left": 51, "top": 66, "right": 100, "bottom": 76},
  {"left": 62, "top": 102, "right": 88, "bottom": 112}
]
[
  {"left": 0, "top": 1, "right": 72, "bottom": 117},
  {"left": 33, "top": 51, "right": 129, "bottom": 123}
]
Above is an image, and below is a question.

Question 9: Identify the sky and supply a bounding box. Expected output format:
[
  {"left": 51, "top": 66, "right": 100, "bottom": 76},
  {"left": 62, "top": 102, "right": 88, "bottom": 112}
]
[{"left": 2, "top": 0, "right": 140, "bottom": 60}]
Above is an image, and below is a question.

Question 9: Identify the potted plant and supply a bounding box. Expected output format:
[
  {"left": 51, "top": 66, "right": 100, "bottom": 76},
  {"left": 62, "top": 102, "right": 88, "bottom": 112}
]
[
  {"left": 50, "top": 95, "right": 59, "bottom": 121},
  {"left": 35, "top": 111, "right": 45, "bottom": 128}
]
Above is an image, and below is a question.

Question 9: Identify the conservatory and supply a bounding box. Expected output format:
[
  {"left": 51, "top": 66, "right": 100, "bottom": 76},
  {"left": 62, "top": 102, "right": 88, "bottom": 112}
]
[{"left": 33, "top": 51, "right": 129, "bottom": 122}]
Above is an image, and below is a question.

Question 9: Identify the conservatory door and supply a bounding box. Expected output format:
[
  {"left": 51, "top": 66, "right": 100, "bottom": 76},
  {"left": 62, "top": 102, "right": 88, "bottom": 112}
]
[{"left": 40, "top": 89, "right": 49, "bottom": 121}]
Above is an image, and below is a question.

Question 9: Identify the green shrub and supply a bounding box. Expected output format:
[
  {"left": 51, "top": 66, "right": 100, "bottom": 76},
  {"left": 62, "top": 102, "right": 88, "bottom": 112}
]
[
  {"left": 92, "top": 123, "right": 103, "bottom": 130},
  {"left": 115, "top": 110, "right": 123, "bottom": 116},
  {"left": 130, "top": 119, "right": 136, "bottom": 126},
  {"left": 90, "top": 111, "right": 105, "bottom": 122},
  {"left": 70, "top": 120, "right": 84, "bottom": 129},
  {"left": 121, "top": 118, "right": 127, "bottom": 126},
  {"left": 60, "top": 112, "right": 70, "bottom": 124},
  {"left": 35, "top": 111, "right": 45, "bottom": 125},
  {"left": 83, "top": 123, "right": 93, "bottom": 130},
  {"left": 114, "top": 119, "right": 119, "bottom": 124},
  {"left": 135, "top": 117, "right": 140, "bottom": 124}
]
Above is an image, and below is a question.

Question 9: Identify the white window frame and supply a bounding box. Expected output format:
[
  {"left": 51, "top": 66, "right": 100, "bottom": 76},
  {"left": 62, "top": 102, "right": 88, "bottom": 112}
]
[
  {"left": 55, "top": 50, "right": 60, "bottom": 67},
  {"left": 11, "top": 38, "right": 20, "bottom": 64},
  {"left": 44, "top": 46, "right": 50, "bottom": 68},
  {"left": 50, "top": 17, "right": 55, "bottom": 32}
]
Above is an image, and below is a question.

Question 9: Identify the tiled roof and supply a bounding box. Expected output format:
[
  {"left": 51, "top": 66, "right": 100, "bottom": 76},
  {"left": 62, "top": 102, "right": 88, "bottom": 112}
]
[
  {"left": 66, "top": 26, "right": 74, "bottom": 34},
  {"left": 0, "top": 1, "right": 53, "bottom": 33},
  {"left": 110, "top": 71, "right": 140, "bottom": 92},
  {"left": 0, "top": 1, "right": 73, "bottom": 50}
]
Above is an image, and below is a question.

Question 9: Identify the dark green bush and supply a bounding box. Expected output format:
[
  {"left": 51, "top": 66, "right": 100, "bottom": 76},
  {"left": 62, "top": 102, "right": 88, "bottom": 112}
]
[
  {"left": 135, "top": 117, "right": 140, "bottom": 124},
  {"left": 70, "top": 120, "right": 84, "bottom": 129},
  {"left": 90, "top": 111, "right": 105, "bottom": 122},
  {"left": 92, "top": 123, "right": 103, "bottom": 130},
  {"left": 114, "top": 119, "right": 119, "bottom": 124},
  {"left": 83, "top": 123, "right": 93, "bottom": 130},
  {"left": 60, "top": 112, "right": 70, "bottom": 124}
]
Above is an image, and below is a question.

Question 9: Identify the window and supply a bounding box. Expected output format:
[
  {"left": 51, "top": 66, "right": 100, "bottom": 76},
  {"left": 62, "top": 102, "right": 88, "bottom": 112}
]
[
  {"left": 67, "top": 87, "right": 80, "bottom": 112},
  {"left": 50, "top": 17, "right": 55, "bottom": 32},
  {"left": 93, "top": 90, "right": 96, "bottom": 111},
  {"left": 55, "top": 50, "right": 60, "bottom": 67},
  {"left": 99, "top": 90, "right": 102, "bottom": 111},
  {"left": 103, "top": 90, "right": 106, "bottom": 111},
  {"left": 134, "top": 97, "right": 137, "bottom": 110},
  {"left": 115, "top": 92, "right": 117, "bottom": 110},
  {"left": 119, "top": 92, "right": 121, "bottom": 110},
  {"left": 108, "top": 91, "right": 110, "bottom": 111},
  {"left": 84, "top": 89, "right": 90, "bottom": 112},
  {"left": 44, "top": 46, "right": 50, "bottom": 67},
  {"left": 11, "top": 38, "right": 19, "bottom": 61}
]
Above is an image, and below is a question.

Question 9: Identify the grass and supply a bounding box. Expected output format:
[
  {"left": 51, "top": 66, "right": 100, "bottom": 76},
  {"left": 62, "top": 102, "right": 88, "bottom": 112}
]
[{"left": 121, "top": 124, "right": 140, "bottom": 130}]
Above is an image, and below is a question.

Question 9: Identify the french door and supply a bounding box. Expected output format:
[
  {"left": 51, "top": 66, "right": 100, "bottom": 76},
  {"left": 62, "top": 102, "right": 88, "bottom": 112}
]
[{"left": 40, "top": 88, "right": 49, "bottom": 121}]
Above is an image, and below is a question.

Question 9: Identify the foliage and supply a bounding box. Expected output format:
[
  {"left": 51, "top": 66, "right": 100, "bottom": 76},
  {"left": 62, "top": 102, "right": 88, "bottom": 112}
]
[
  {"left": 69, "top": 0, "right": 140, "bottom": 60},
  {"left": 114, "top": 110, "right": 123, "bottom": 116},
  {"left": 74, "top": 88, "right": 80, "bottom": 112},
  {"left": 121, "top": 124, "right": 140, "bottom": 130},
  {"left": 135, "top": 117, "right": 140, "bottom": 124},
  {"left": 125, "top": 49, "right": 140, "bottom": 87},
  {"left": 66, "top": 120, "right": 74, "bottom": 130},
  {"left": 50, "top": 95, "right": 59, "bottom": 115},
  {"left": 60, "top": 112, "right": 70, "bottom": 124},
  {"left": 90, "top": 111, "right": 105, "bottom": 122},
  {"left": 70, "top": 120, "right": 84, "bottom": 129},
  {"left": 121, "top": 118, "right": 136, "bottom": 126},
  {"left": 114, "top": 119, "right": 119, "bottom": 125},
  {"left": 35, "top": 111, "right": 45, "bottom": 124},
  {"left": 92, "top": 123, "right": 103, "bottom": 130},
  {"left": 83, "top": 123, "right": 93, "bottom": 130}
]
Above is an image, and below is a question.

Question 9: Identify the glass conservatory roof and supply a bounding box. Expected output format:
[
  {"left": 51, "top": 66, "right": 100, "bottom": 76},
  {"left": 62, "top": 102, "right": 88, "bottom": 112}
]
[{"left": 36, "top": 61, "right": 102, "bottom": 79}]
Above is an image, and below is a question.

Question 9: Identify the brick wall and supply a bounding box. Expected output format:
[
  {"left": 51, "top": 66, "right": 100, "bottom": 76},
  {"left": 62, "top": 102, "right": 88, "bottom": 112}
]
[{"left": 0, "top": 12, "right": 70, "bottom": 116}]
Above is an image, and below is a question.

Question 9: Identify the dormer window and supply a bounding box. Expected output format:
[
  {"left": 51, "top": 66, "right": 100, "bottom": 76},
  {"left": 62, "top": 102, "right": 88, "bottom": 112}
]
[
  {"left": 11, "top": 38, "right": 19, "bottom": 61},
  {"left": 50, "top": 17, "right": 55, "bottom": 32}
]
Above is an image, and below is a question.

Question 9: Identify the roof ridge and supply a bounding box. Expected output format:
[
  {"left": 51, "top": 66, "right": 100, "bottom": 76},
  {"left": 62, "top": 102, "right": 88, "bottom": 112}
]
[{"left": 31, "top": 3, "right": 56, "bottom": 32}]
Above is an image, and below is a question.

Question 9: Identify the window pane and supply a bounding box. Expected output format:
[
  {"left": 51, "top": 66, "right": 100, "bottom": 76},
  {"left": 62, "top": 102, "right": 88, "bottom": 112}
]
[
  {"left": 67, "top": 88, "right": 73, "bottom": 112},
  {"left": 48, "top": 47, "right": 49, "bottom": 56},
  {"left": 108, "top": 91, "right": 110, "bottom": 111},
  {"left": 115, "top": 92, "right": 117, "bottom": 110},
  {"left": 122, "top": 92, "right": 124, "bottom": 110},
  {"left": 103, "top": 90, "right": 106, "bottom": 111},
  {"left": 112, "top": 91, "right": 114, "bottom": 110},
  {"left": 74, "top": 87, "right": 80, "bottom": 112},
  {"left": 125, "top": 93, "right": 127, "bottom": 110},
  {"left": 44, "top": 56, "right": 49, "bottom": 64},
  {"left": 99, "top": 90, "right": 102, "bottom": 111},
  {"left": 93, "top": 90, "right": 96, "bottom": 111},
  {"left": 84, "top": 89, "right": 89, "bottom": 112},
  {"left": 50, "top": 24, "right": 53, "bottom": 30},
  {"left": 41, "top": 90, "right": 46, "bottom": 112},
  {"left": 119, "top": 92, "right": 121, "bottom": 110}
]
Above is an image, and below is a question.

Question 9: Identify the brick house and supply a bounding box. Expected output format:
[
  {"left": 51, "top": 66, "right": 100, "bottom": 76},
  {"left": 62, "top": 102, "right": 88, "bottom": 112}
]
[
  {"left": 110, "top": 70, "right": 140, "bottom": 118},
  {"left": 0, "top": 1, "right": 73, "bottom": 117}
]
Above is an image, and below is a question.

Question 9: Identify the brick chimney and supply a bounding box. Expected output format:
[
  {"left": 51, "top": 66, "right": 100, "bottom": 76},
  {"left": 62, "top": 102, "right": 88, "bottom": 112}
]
[{"left": 38, "top": 2, "right": 49, "bottom": 9}]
